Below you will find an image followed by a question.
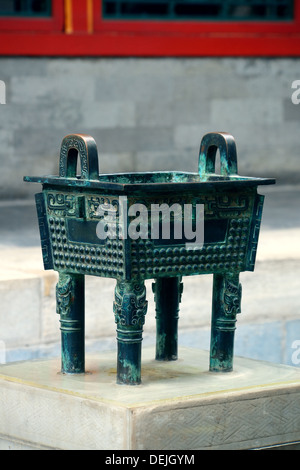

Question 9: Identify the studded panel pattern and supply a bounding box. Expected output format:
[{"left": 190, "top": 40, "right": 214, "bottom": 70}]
[
  {"left": 130, "top": 217, "right": 250, "bottom": 279},
  {"left": 49, "top": 216, "right": 125, "bottom": 278},
  {"left": 44, "top": 189, "right": 257, "bottom": 279}
]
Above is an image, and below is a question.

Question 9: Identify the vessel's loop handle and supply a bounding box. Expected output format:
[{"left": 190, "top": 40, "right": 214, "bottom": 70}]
[
  {"left": 59, "top": 134, "right": 99, "bottom": 180},
  {"left": 198, "top": 132, "right": 238, "bottom": 180}
]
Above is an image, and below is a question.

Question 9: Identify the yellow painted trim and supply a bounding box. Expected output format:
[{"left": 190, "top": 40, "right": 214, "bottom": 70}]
[
  {"left": 87, "top": 0, "right": 94, "bottom": 34},
  {"left": 64, "top": 0, "right": 73, "bottom": 34}
]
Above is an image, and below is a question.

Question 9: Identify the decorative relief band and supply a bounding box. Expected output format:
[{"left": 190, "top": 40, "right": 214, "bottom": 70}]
[
  {"left": 223, "top": 277, "right": 242, "bottom": 317},
  {"left": 56, "top": 273, "right": 73, "bottom": 317},
  {"left": 113, "top": 281, "right": 148, "bottom": 328}
]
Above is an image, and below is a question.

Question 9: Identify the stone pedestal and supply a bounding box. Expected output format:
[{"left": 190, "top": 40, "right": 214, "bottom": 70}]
[{"left": 0, "top": 347, "right": 300, "bottom": 450}]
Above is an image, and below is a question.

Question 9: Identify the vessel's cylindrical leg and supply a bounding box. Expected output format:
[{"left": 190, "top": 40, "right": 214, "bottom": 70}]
[
  {"left": 56, "top": 273, "right": 85, "bottom": 374},
  {"left": 113, "top": 280, "right": 148, "bottom": 385},
  {"left": 153, "top": 277, "right": 183, "bottom": 361},
  {"left": 209, "top": 273, "right": 242, "bottom": 372}
]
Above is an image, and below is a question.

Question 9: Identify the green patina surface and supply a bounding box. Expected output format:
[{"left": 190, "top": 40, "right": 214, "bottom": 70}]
[{"left": 24, "top": 132, "right": 275, "bottom": 384}]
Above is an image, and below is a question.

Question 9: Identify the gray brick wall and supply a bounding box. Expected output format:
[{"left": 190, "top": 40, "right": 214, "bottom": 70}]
[{"left": 0, "top": 57, "right": 299, "bottom": 199}]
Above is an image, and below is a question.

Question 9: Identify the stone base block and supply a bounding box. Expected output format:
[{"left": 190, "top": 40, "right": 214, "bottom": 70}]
[{"left": 0, "top": 347, "right": 300, "bottom": 450}]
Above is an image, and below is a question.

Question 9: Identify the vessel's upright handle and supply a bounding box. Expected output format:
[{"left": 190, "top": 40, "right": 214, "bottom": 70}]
[
  {"left": 59, "top": 134, "right": 99, "bottom": 180},
  {"left": 198, "top": 132, "right": 238, "bottom": 181}
]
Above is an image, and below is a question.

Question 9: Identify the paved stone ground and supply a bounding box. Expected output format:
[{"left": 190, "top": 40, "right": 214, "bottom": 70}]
[{"left": 0, "top": 184, "right": 299, "bottom": 365}]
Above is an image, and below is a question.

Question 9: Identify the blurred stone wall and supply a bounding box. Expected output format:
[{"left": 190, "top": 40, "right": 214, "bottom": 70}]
[{"left": 0, "top": 57, "right": 299, "bottom": 200}]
